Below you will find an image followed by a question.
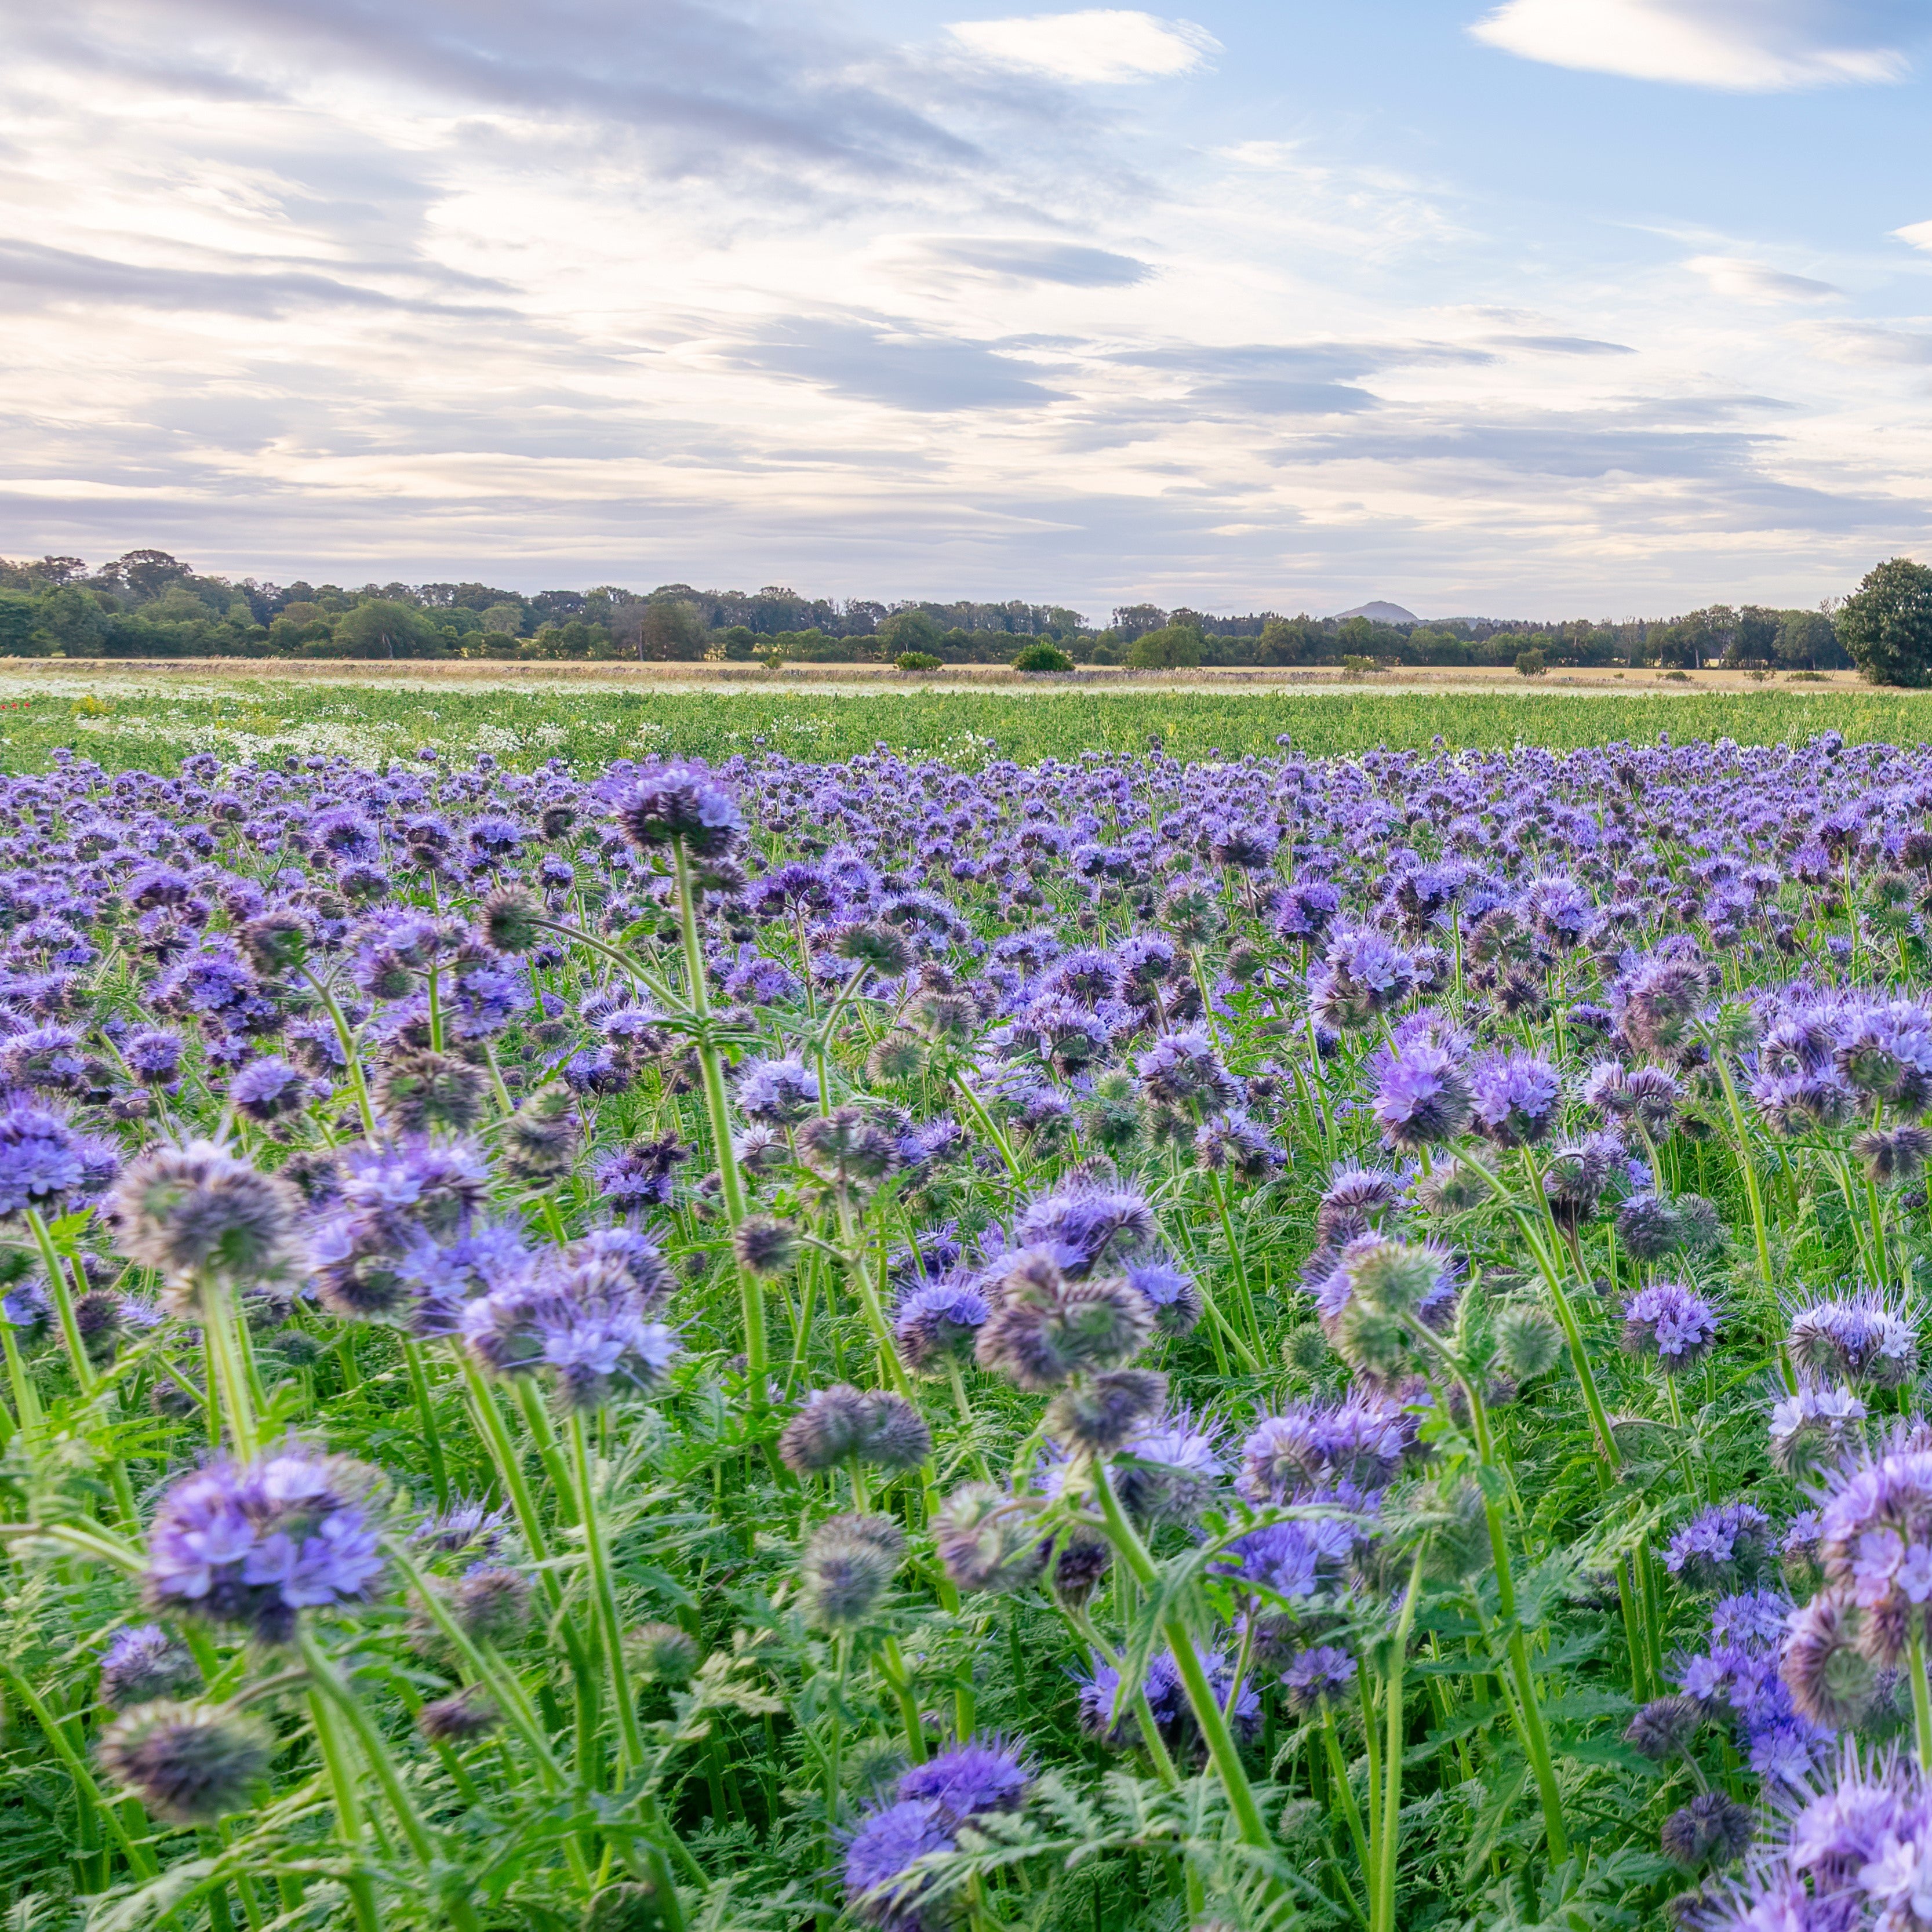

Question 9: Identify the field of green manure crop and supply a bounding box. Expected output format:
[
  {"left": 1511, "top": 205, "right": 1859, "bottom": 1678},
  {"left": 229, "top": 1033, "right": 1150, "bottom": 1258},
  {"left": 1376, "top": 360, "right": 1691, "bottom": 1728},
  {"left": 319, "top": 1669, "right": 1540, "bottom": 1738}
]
[{"left": 0, "top": 721, "right": 1930, "bottom": 1932}]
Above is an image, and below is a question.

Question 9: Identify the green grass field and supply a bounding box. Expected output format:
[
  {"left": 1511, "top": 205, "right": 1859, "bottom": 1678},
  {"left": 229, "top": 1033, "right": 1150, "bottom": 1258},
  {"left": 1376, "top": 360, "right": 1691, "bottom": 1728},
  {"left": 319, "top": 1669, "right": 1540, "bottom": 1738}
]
[{"left": 6, "top": 675, "right": 1932, "bottom": 769}]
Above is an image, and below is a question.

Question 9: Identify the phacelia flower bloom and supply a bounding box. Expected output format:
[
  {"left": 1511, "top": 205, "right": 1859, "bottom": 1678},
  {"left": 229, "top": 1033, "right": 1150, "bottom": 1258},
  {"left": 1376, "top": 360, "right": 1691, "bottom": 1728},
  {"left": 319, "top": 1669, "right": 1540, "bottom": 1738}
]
[
  {"left": 842, "top": 1798, "right": 952, "bottom": 1928},
  {"left": 973, "top": 1256, "right": 1152, "bottom": 1390},
  {"left": 1113, "top": 1409, "right": 1225, "bottom": 1522},
  {"left": 1468, "top": 1050, "right": 1562, "bottom": 1147},
  {"left": 1372, "top": 1039, "right": 1473, "bottom": 1150},
  {"left": 1309, "top": 927, "right": 1416, "bottom": 1030},
  {"left": 612, "top": 762, "right": 744, "bottom": 857},
  {"left": 896, "top": 1735, "right": 1031, "bottom": 1822},
  {"left": 1012, "top": 1185, "right": 1157, "bottom": 1275},
  {"left": 933, "top": 1483, "right": 1047, "bottom": 1596},
  {"left": 1622, "top": 1280, "right": 1719, "bottom": 1371},
  {"left": 736, "top": 1056, "right": 819, "bottom": 1127},
  {"left": 228, "top": 1056, "right": 308, "bottom": 1124},
  {"left": 1770, "top": 1381, "right": 1868, "bottom": 1477},
  {"left": 893, "top": 1276, "right": 989, "bottom": 1373},
  {"left": 1789, "top": 1292, "right": 1919, "bottom": 1388},
  {"left": 144, "top": 1446, "right": 385, "bottom": 1643},
  {"left": 97, "top": 1701, "right": 272, "bottom": 1827},
  {"left": 1135, "top": 1030, "right": 1242, "bottom": 1116},
  {"left": 1816, "top": 1442, "right": 1932, "bottom": 1666},
  {"left": 1238, "top": 1391, "right": 1414, "bottom": 1502},
  {"left": 1664, "top": 1502, "right": 1775, "bottom": 1592},
  {"left": 99, "top": 1624, "right": 201, "bottom": 1708},
  {"left": 1280, "top": 1644, "right": 1355, "bottom": 1715}
]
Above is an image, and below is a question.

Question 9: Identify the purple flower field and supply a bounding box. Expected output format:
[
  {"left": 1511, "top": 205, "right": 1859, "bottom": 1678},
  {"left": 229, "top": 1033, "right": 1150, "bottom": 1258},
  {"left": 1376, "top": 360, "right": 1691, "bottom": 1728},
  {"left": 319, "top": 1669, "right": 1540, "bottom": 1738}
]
[{"left": 7, "top": 728, "right": 1932, "bottom": 1930}]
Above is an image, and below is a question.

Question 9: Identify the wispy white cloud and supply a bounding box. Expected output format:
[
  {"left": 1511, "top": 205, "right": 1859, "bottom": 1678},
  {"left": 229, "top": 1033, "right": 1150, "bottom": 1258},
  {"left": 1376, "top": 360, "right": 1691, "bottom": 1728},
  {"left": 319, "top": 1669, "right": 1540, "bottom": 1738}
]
[
  {"left": 1687, "top": 256, "right": 1844, "bottom": 303},
  {"left": 1470, "top": 0, "right": 1915, "bottom": 90},
  {"left": 944, "top": 10, "right": 1218, "bottom": 84}
]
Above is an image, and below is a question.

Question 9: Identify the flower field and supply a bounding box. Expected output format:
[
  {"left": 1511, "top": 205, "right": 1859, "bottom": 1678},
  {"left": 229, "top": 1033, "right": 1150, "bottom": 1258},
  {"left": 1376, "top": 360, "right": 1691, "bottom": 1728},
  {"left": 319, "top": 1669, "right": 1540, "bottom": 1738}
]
[{"left": 6, "top": 724, "right": 1932, "bottom": 1932}]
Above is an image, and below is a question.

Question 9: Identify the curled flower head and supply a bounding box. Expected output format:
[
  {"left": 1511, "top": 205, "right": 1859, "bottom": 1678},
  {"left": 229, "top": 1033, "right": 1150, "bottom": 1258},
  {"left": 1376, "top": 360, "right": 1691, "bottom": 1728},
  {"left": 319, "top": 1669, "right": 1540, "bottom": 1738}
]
[
  {"left": 1046, "top": 1367, "right": 1167, "bottom": 1455},
  {"left": 779, "top": 1385, "right": 932, "bottom": 1476},
  {"left": 99, "top": 1625, "right": 200, "bottom": 1709},
  {"left": 612, "top": 762, "right": 743, "bottom": 857},
  {"left": 97, "top": 1702, "right": 272, "bottom": 1827},
  {"left": 1817, "top": 1443, "right": 1932, "bottom": 1667},
  {"left": 1622, "top": 1280, "right": 1719, "bottom": 1372},
  {"left": 1788, "top": 1292, "right": 1919, "bottom": 1389},
  {"left": 107, "top": 1141, "right": 303, "bottom": 1305},
  {"left": 893, "top": 1276, "right": 989, "bottom": 1373},
  {"left": 796, "top": 1107, "right": 899, "bottom": 1190},
  {"left": 144, "top": 1446, "right": 385, "bottom": 1644},
  {"left": 1279, "top": 1644, "right": 1355, "bottom": 1716},
  {"left": 933, "top": 1483, "right": 1047, "bottom": 1596},
  {"left": 974, "top": 1260, "right": 1152, "bottom": 1391},
  {"left": 736, "top": 1057, "right": 819, "bottom": 1128},
  {"left": 1659, "top": 1791, "right": 1753, "bottom": 1872},
  {"left": 799, "top": 1513, "right": 905, "bottom": 1629},
  {"left": 1372, "top": 1038, "right": 1472, "bottom": 1151},
  {"left": 1780, "top": 1588, "right": 1878, "bottom": 1730}
]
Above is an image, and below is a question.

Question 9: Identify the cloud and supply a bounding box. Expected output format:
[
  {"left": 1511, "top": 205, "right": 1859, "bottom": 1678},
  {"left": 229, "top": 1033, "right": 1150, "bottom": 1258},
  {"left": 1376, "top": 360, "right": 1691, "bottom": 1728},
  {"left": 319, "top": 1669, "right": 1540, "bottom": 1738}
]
[
  {"left": 1483, "top": 334, "right": 1638, "bottom": 355},
  {"left": 1893, "top": 219, "right": 1932, "bottom": 252},
  {"left": 717, "top": 316, "right": 1067, "bottom": 411},
  {"left": 1469, "top": 0, "right": 1915, "bottom": 90},
  {"left": 1799, "top": 321, "right": 1932, "bottom": 365},
  {"left": 905, "top": 237, "right": 1155, "bottom": 285},
  {"left": 1687, "top": 256, "right": 1843, "bottom": 303},
  {"left": 945, "top": 10, "right": 1218, "bottom": 83}
]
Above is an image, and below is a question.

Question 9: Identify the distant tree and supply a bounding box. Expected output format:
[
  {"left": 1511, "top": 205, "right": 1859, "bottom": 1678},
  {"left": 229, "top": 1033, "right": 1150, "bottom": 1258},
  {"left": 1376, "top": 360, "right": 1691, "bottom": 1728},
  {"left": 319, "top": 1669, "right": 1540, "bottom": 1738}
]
[
  {"left": 1515, "top": 648, "right": 1546, "bottom": 678},
  {"left": 327, "top": 599, "right": 442, "bottom": 660},
  {"left": 1126, "top": 624, "right": 1203, "bottom": 670},
  {"left": 1112, "top": 604, "right": 1167, "bottom": 641},
  {"left": 34, "top": 587, "right": 111, "bottom": 654},
  {"left": 0, "top": 592, "right": 39, "bottom": 656},
  {"left": 1773, "top": 609, "right": 1839, "bottom": 670},
  {"left": 1012, "top": 642, "right": 1074, "bottom": 673},
  {"left": 1839, "top": 558, "right": 1932, "bottom": 686},
  {"left": 876, "top": 610, "right": 945, "bottom": 655},
  {"left": 481, "top": 603, "right": 525, "bottom": 636},
  {"left": 616, "top": 600, "right": 708, "bottom": 662},
  {"left": 108, "top": 549, "right": 193, "bottom": 602}
]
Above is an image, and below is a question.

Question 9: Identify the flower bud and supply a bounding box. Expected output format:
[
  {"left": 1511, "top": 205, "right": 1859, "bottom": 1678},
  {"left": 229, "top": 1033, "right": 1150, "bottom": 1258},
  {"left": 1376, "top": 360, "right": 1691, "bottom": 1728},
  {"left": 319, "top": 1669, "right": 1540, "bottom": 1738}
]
[{"left": 98, "top": 1701, "right": 272, "bottom": 1827}]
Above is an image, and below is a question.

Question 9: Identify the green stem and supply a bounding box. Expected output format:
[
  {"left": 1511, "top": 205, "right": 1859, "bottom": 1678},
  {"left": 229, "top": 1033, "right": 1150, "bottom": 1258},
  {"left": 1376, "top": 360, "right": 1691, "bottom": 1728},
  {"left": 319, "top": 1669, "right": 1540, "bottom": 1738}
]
[
  {"left": 1375, "top": 1551, "right": 1425, "bottom": 1932},
  {"left": 304, "top": 1684, "right": 383, "bottom": 1932},
  {"left": 1912, "top": 1626, "right": 1932, "bottom": 1769},
  {"left": 399, "top": 1338, "right": 450, "bottom": 1510},
  {"left": 568, "top": 1406, "right": 646, "bottom": 1775},
  {"left": 6, "top": 1669, "right": 158, "bottom": 1878}
]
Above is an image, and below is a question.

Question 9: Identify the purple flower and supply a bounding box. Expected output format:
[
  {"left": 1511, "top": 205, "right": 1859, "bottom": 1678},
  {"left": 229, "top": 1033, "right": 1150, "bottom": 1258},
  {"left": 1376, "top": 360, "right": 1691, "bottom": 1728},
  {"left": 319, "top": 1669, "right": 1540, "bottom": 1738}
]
[
  {"left": 144, "top": 1446, "right": 385, "bottom": 1643},
  {"left": 1468, "top": 1051, "right": 1562, "bottom": 1147},
  {"left": 1664, "top": 1502, "right": 1774, "bottom": 1592},
  {"left": 1280, "top": 1644, "right": 1355, "bottom": 1714},
  {"left": 896, "top": 1736, "right": 1030, "bottom": 1822},
  {"left": 736, "top": 1057, "right": 819, "bottom": 1127},
  {"left": 842, "top": 1800, "right": 953, "bottom": 1927},
  {"left": 1622, "top": 1280, "right": 1720, "bottom": 1370},
  {"left": 1372, "top": 1039, "right": 1472, "bottom": 1149}
]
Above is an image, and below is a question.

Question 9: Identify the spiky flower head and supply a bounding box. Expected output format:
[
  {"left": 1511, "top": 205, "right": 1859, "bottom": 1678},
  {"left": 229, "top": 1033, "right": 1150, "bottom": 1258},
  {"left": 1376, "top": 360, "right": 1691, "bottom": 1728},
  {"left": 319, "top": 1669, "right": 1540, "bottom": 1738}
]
[
  {"left": 417, "top": 1691, "right": 500, "bottom": 1745},
  {"left": 933, "top": 1483, "right": 1047, "bottom": 1595},
  {"left": 1854, "top": 1124, "right": 1932, "bottom": 1186},
  {"left": 1780, "top": 1588, "right": 1878, "bottom": 1729},
  {"left": 449, "top": 1566, "right": 534, "bottom": 1647},
  {"left": 1494, "top": 1304, "right": 1563, "bottom": 1382},
  {"left": 502, "top": 1080, "right": 583, "bottom": 1183},
  {"left": 627, "top": 1622, "right": 701, "bottom": 1684},
  {"left": 1789, "top": 1293, "right": 1919, "bottom": 1388},
  {"left": 612, "top": 763, "right": 744, "bottom": 858},
  {"left": 106, "top": 1141, "right": 303, "bottom": 1302},
  {"left": 97, "top": 1701, "right": 273, "bottom": 1825},
  {"left": 974, "top": 1262, "right": 1152, "bottom": 1391},
  {"left": 778, "top": 1384, "right": 933, "bottom": 1475},
  {"left": 733, "top": 1215, "right": 799, "bottom": 1276},
  {"left": 1622, "top": 1281, "right": 1720, "bottom": 1372},
  {"left": 479, "top": 885, "right": 543, "bottom": 955},
  {"left": 144, "top": 1445, "right": 385, "bottom": 1644},
  {"left": 799, "top": 1512, "right": 905, "bottom": 1629},
  {"left": 893, "top": 1276, "right": 989, "bottom": 1373},
  {"left": 1046, "top": 1368, "right": 1167, "bottom": 1454},
  {"left": 1314, "top": 1166, "right": 1404, "bottom": 1248},
  {"left": 735, "top": 1057, "right": 819, "bottom": 1128},
  {"left": 1615, "top": 1192, "right": 1682, "bottom": 1263},
  {"left": 1193, "top": 1112, "right": 1282, "bottom": 1183},
  {"left": 1660, "top": 1791, "right": 1754, "bottom": 1872},
  {"left": 99, "top": 1624, "right": 200, "bottom": 1709},
  {"left": 374, "top": 1049, "right": 490, "bottom": 1134},
  {"left": 1114, "top": 1409, "right": 1225, "bottom": 1522},
  {"left": 1624, "top": 1694, "right": 1702, "bottom": 1761},
  {"left": 1134, "top": 1030, "right": 1242, "bottom": 1116},
  {"left": 796, "top": 1108, "right": 899, "bottom": 1191}
]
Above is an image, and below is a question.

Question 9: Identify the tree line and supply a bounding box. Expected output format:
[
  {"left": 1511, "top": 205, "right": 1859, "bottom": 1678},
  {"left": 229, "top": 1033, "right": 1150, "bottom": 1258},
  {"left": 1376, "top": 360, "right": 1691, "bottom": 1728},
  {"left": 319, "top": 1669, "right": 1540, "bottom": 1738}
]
[{"left": 0, "top": 546, "right": 1887, "bottom": 675}]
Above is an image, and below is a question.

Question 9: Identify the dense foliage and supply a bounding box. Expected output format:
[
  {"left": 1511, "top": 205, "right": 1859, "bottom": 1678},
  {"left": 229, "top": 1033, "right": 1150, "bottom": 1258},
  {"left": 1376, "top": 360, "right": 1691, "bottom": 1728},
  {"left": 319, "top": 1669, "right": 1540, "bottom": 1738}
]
[
  {"left": 5, "top": 728, "right": 1932, "bottom": 1932},
  {"left": 0, "top": 550, "right": 1859, "bottom": 674}
]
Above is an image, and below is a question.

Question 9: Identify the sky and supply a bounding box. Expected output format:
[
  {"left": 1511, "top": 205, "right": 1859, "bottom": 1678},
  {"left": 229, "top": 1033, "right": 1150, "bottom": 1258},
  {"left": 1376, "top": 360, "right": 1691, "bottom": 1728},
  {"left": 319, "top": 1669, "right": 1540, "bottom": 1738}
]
[{"left": 5, "top": 1, "right": 1932, "bottom": 620}]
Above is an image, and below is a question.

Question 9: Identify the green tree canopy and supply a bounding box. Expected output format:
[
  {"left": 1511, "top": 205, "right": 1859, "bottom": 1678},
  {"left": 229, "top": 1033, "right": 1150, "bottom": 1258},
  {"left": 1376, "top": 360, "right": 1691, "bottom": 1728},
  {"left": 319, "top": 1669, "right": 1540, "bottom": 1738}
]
[
  {"left": 1126, "top": 623, "right": 1203, "bottom": 670},
  {"left": 325, "top": 599, "right": 443, "bottom": 660},
  {"left": 1839, "top": 558, "right": 1932, "bottom": 686}
]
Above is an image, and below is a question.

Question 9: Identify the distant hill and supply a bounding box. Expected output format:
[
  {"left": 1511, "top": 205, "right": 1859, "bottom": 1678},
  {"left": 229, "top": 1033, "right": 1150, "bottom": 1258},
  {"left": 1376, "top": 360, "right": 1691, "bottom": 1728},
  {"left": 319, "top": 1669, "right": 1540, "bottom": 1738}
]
[{"left": 1333, "top": 600, "right": 1419, "bottom": 625}]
